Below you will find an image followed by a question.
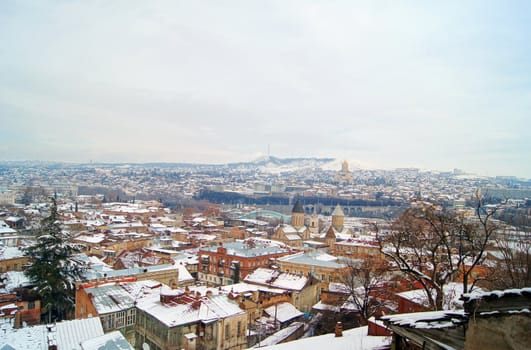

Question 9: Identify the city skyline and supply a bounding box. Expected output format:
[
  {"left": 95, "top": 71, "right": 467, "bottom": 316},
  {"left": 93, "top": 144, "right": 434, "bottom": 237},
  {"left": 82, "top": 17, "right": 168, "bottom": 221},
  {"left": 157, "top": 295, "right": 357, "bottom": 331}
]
[{"left": 1, "top": 1, "right": 530, "bottom": 178}]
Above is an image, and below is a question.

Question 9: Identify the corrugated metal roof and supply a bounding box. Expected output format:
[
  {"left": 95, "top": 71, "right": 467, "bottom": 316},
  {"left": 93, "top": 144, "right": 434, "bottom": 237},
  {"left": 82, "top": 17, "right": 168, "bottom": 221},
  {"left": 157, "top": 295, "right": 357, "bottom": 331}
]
[
  {"left": 85, "top": 284, "right": 136, "bottom": 314},
  {"left": 0, "top": 318, "right": 104, "bottom": 350},
  {"left": 55, "top": 318, "right": 104, "bottom": 350},
  {"left": 80, "top": 330, "right": 133, "bottom": 350}
]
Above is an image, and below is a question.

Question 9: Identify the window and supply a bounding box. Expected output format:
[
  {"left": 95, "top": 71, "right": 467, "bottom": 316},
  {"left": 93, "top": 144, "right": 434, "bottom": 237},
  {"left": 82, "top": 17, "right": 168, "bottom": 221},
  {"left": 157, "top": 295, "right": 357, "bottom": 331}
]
[
  {"left": 126, "top": 309, "right": 136, "bottom": 326},
  {"left": 116, "top": 311, "right": 125, "bottom": 328},
  {"left": 102, "top": 314, "right": 115, "bottom": 330},
  {"left": 28, "top": 301, "right": 35, "bottom": 310},
  {"left": 237, "top": 321, "right": 242, "bottom": 337},
  {"left": 225, "top": 324, "right": 230, "bottom": 340}
]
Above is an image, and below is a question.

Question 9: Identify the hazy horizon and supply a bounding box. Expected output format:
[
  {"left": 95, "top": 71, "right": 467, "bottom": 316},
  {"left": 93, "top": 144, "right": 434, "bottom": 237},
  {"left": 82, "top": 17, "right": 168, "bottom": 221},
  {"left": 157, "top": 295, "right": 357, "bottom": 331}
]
[{"left": 1, "top": 1, "right": 530, "bottom": 178}]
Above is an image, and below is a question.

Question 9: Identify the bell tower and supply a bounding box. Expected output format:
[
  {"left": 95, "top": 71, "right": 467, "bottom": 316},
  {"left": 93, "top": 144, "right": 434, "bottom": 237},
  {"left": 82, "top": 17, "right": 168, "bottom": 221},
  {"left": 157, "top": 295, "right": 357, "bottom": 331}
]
[
  {"left": 331, "top": 204, "right": 344, "bottom": 232},
  {"left": 291, "top": 199, "right": 305, "bottom": 229}
]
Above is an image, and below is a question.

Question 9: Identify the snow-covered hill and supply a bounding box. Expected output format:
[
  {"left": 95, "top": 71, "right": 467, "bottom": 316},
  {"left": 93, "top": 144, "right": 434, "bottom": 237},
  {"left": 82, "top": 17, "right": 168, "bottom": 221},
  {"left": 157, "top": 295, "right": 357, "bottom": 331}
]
[{"left": 227, "top": 156, "right": 335, "bottom": 173}]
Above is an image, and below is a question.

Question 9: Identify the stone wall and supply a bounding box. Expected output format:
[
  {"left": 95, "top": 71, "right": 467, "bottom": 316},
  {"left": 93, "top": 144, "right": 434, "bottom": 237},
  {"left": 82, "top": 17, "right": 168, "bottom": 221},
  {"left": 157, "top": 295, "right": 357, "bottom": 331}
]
[{"left": 465, "top": 314, "right": 531, "bottom": 350}]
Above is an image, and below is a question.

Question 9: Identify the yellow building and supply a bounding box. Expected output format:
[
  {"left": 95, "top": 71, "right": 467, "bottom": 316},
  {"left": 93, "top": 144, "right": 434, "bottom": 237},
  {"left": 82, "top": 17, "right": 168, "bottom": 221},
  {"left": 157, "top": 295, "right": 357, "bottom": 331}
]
[
  {"left": 0, "top": 247, "right": 29, "bottom": 273},
  {"left": 276, "top": 252, "right": 347, "bottom": 290}
]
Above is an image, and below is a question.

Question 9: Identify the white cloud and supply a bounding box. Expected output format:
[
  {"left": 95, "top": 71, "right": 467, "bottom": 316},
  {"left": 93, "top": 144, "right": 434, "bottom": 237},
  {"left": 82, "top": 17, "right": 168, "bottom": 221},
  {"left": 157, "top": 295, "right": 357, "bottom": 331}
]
[{"left": 0, "top": 1, "right": 530, "bottom": 177}]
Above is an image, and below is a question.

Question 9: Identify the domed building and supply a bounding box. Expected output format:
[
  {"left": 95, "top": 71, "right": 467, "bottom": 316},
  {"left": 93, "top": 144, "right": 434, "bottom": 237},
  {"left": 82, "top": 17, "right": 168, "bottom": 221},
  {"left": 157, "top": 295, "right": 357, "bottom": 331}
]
[
  {"left": 319, "top": 204, "right": 353, "bottom": 249},
  {"left": 335, "top": 160, "right": 354, "bottom": 184},
  {"left": 273, "top": 199, "right": 310, "bottom": 247}
]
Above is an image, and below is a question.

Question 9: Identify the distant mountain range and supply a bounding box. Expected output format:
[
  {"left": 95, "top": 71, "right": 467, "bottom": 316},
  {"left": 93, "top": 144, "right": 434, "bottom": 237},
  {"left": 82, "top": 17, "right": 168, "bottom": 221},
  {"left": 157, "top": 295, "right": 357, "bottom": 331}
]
[
  {"left": 0, "top": 157, "right": 337, "bottom": 172},
  {"left": 226, "top": 156, "right": 335, "bottom": 172}
]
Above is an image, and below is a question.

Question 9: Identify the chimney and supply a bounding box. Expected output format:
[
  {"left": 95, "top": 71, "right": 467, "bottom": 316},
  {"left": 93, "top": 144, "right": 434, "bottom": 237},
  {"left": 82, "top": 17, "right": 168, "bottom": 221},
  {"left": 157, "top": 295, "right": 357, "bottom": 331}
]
[
  {"left": 13, "top": 308, "right": 22, "bottom": 329},
  {"left": 335, "top": 321, "right": 343, "bottom": 337}
]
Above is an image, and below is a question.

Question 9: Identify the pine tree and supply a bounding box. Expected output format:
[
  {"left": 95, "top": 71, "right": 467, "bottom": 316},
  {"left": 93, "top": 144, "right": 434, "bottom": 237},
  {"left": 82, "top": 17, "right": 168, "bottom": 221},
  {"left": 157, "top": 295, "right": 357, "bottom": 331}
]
[{"left": 23, "top": 198, "right": 84, "bottom": 322}]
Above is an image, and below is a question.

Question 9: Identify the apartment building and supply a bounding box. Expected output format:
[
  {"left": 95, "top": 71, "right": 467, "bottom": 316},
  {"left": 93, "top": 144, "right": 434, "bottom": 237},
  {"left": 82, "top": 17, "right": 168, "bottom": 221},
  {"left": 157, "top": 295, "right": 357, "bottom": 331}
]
[{"left": 198, "top": 239, "right": 293, "bottom": 286}]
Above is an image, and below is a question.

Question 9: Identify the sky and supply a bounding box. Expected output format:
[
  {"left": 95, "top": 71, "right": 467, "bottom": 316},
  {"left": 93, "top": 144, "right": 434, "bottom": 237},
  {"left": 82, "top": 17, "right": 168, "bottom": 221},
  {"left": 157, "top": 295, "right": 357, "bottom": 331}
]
[{"left": 1, "top": 1, "right": 530, "bottom": 178}]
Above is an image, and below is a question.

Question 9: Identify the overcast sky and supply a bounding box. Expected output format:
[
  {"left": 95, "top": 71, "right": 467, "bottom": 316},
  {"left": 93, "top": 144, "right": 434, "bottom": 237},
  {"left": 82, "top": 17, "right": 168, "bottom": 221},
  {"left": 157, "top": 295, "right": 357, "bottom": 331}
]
[{"left": 1, "top": 1, "right": 530, "bottom": 178}]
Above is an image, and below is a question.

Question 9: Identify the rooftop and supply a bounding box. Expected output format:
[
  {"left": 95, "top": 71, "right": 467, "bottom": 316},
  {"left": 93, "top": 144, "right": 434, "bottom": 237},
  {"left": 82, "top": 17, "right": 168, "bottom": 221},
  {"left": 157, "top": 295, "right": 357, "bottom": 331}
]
[
  {"left": 200, "top": 240, "right": 290, "bottom": 258},
  {"left": 381, "top": 310, "right": 467, "bottom": 330},
  {"left": 0, "top": 317, "right": 105, "bottom": 350},
  {"left": 82, "top": 263, "right": 178, "bottom": 281},
  {"left": 136, "top": 293, "right": 244, "bottom": 327},
  {"left": 253, "top": 325, "right": 390, "bottom": 350},
  {"left": 278, "top": 252, "right": 346, "bottom": 269},
  {"left": 244, "top": 268, "right": 308, "bottom": 291}
]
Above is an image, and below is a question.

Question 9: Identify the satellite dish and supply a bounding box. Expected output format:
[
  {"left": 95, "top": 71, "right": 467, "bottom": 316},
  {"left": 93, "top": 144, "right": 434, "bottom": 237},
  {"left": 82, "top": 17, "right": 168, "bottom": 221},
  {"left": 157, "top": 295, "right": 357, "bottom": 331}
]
[{"left": 142, "top": 343, "right": 150, "bottom": 350}]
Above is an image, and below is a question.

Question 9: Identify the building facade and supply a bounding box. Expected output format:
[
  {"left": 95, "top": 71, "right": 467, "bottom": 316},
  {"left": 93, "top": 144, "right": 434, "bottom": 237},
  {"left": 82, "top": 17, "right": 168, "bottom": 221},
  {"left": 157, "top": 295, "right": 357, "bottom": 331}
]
[{"left": 198, "top": 240, "right": 293, "bottom": 286}]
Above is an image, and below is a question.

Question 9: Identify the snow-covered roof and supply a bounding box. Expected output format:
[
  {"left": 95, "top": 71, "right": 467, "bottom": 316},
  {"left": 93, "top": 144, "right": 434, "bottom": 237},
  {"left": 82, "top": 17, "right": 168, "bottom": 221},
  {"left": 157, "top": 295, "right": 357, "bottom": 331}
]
[
  {"left": 1, "top": 271, "right": 31, "bottom": 292},
  {"left": 108, "top": 222, "right": 146, "bottom": 230},
  {"left": 381, "top": 310, "right": 467, "bottom": 329},
  {"left": 263, "top": 302, "right": 303, "bottom": 323},
  {"left": 244, "top": 268, "right": 308, "bottom": 291},
  {"left": 397, "top": 283, "right": 485, "bottom": 311},
  {"left": 74, "top": 234, "right": 106, "bottom": 244},
  {"left": 173, "top": 253, "right": 199, "bottom": 266},
  {"left": 0, "top": 317, "right": 105, "bottom": 350},
  {"left": 220, "top": 282, "right": 286, "bottom": 295},
  {"left": 84, "top": 283, "right": 138, "bottom": 314},
  {"left": 80, "top": 330, "right": 134, "bottom": 350},
  {"left": 252, "top": 322, "right": 304, "bottom": 348},
  {"left": 136, "top": 294, "right": 244, "bottom": 327},
  {"left": 0, "top": 221, "right": 16, "bottom": 235},
  {"left": 53, "top": 318, "right": 105, "bottom": 350},
  {"left": 252, "top": 325, "right": 390, "bottom": 350},
  {"left": 200, "top": 240, "right": 290, "bottom": 258},
  {"left": 285, "top": 234, "right": 302, "bottom": 241},
  {"left": 0, "top": 246, "right": 25, "bottom": 260},
  {"left": 177, "top": 264, "right": 194, "bottom": 283},
  {"left": 328, "top": 282, "right": 350, "bottom": 294},
  {"left": 188, "top": 233, "right": 217, "bottom": 241},
  {"left": 82, "top": 263, "right": 178, "bottom": 281},
  {"left": 278, "top": 252, "right": 346, "bottom": 269},
  {"left": 312, "top": 301, "right": 340, "bottom": 313},
  {"left": 150, "top": 216, "right": 175, "bottom": 223},
  {"left": 463, "top": 287, "right": 531, "bottom": 302}
]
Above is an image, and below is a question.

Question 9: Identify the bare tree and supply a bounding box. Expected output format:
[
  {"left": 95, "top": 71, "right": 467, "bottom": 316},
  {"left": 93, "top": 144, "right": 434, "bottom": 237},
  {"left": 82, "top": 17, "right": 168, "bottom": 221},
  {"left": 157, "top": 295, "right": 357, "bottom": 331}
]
[
  {"left": 455, "top": 192, "right": 501, "bottom": 293},
  {"left": 378, "top": 195, "right": 506, "bottom": 310},
  {"left": 490, "top": 213, "right": 530, "bottom": 289},
  {"left": 378, "top": 201, "right": 465, "bottom": 310},
  {"left": 339, "top": 256, "right": 393, "bottom": 325}
]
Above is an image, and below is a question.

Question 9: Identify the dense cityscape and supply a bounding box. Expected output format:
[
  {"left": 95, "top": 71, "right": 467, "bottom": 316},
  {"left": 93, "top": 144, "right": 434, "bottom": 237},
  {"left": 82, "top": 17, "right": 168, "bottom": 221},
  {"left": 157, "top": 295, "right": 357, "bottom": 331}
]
[
  {"left": 2, "top": 1, "right": 530, "bottom": 349},
  {"left": 0, "top": 159, "right": 529, "bottom": 349}
]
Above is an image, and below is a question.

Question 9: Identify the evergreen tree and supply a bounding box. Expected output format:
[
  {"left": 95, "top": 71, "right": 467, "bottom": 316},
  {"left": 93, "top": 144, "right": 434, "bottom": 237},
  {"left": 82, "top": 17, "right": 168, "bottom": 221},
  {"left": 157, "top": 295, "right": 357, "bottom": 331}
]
[{"left": 23, "top": 198, "right": 84, "bottom": 322}]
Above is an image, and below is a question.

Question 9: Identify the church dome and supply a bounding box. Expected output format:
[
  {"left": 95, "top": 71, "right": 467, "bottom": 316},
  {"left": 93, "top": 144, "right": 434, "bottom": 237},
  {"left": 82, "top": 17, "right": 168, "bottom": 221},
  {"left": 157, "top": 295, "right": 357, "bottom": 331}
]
[
  {"left": 332, "top": 204, "right": 344, "bottom": 217},
  {"left": 292, "top": 199, "right": 304, "bottom": 213}
]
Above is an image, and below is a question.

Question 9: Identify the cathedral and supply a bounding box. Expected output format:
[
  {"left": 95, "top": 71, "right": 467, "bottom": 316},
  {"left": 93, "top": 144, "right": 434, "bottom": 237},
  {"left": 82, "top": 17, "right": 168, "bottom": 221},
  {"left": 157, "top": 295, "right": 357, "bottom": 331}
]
[
  {"left": 319, "top": 204, "right": 353, "bottom": 249},
  {"left": 334, "top": 160, "right": 354, "bottom": 184},
  {"left": 273, "top": 199, "right": 310, "bottom": 247}
]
